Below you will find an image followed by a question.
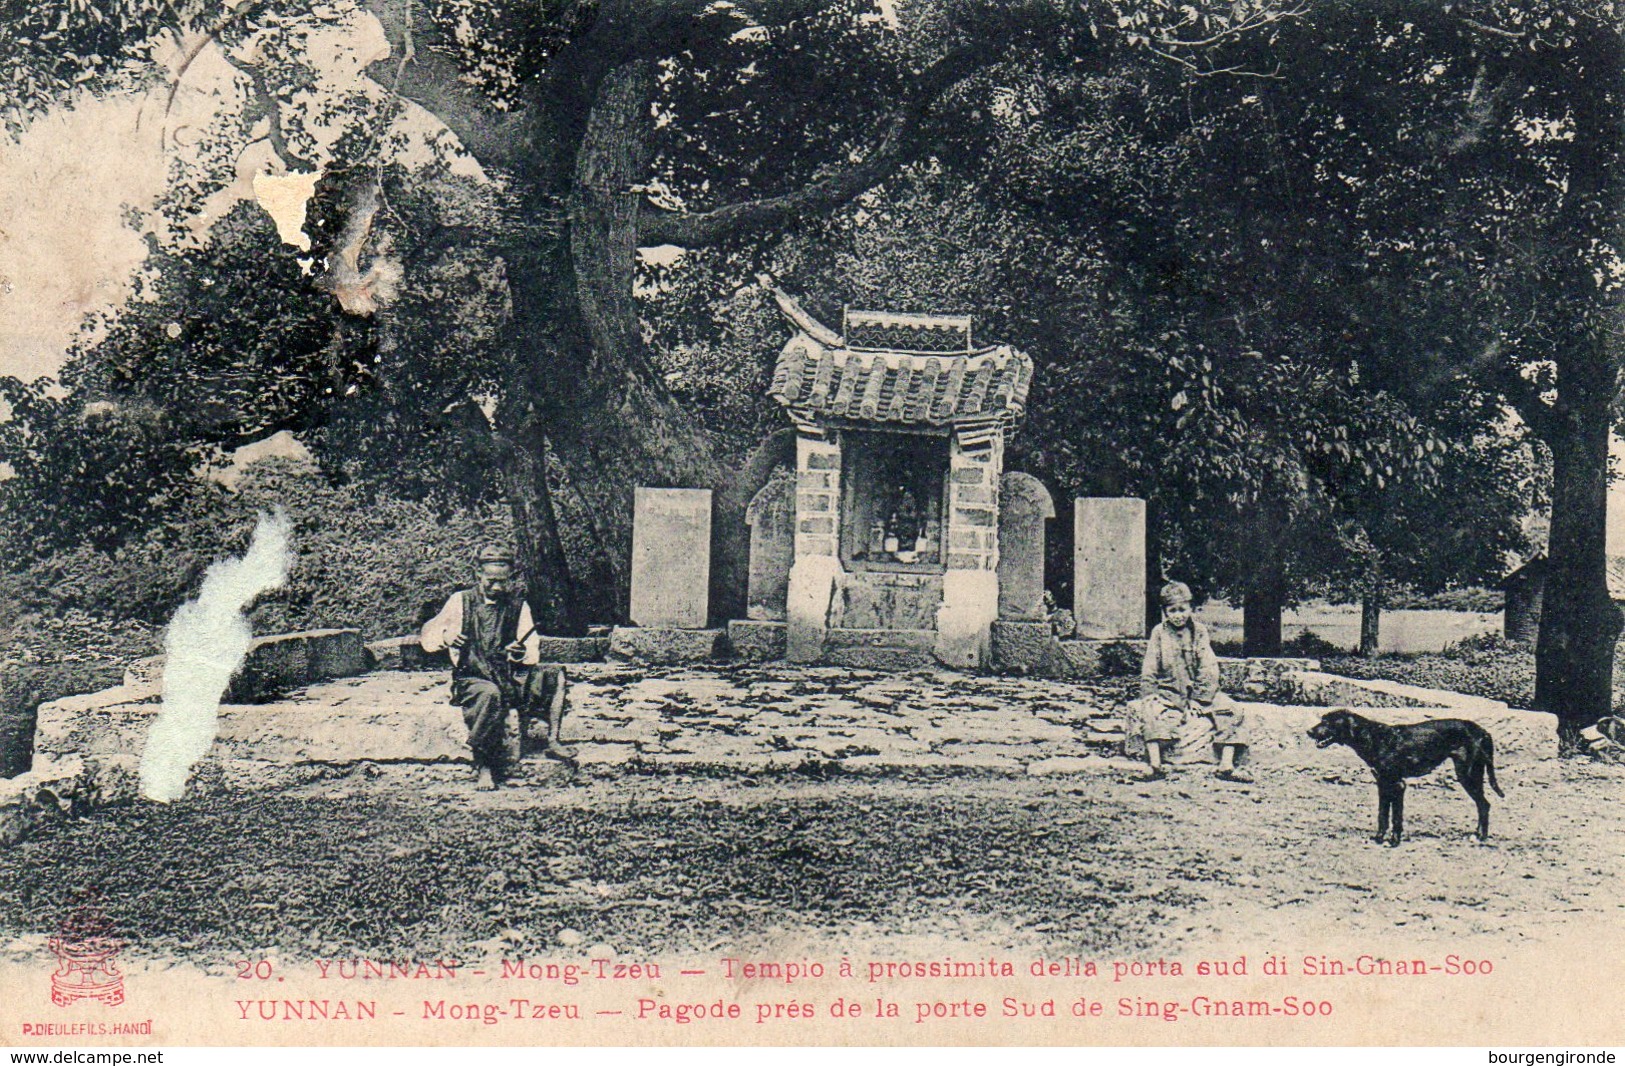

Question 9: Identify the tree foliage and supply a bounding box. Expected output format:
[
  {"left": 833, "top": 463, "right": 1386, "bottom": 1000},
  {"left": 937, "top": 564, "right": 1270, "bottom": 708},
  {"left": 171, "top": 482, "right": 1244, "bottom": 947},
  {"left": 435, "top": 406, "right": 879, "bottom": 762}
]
[{"left": 3, "top": 0, "right": 1609, "bottom": 733}]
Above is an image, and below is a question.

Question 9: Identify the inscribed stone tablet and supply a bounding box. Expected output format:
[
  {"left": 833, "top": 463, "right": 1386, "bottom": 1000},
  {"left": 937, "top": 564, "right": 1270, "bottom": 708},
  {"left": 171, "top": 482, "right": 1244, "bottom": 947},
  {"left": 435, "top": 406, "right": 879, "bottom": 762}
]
[
  {"left": 630, "top": 488, "right": 712, "bottom": 628},
  {"left": 1073, "top": 497, "right": 1146, "bottom": 639}
]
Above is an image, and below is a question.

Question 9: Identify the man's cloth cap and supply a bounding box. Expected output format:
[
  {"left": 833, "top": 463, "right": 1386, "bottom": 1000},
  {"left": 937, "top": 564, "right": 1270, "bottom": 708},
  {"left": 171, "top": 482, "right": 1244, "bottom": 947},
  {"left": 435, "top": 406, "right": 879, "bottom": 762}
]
[
  {"left": 1160, "top": 581, "right": 1193, "bottom": 606},
  {"left": 477, "top": 545, "right": 515, "bottom": 566}
]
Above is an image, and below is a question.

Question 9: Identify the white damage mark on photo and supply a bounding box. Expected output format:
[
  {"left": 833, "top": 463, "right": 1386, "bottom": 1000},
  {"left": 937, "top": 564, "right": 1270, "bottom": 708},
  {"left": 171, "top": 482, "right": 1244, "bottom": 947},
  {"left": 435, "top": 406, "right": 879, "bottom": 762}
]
[
  {"left": 139, "top": 509, "right": 291, "bottom": 803},
  {"left": 252, "top": 170, "right": 323, "bottom": 250}
]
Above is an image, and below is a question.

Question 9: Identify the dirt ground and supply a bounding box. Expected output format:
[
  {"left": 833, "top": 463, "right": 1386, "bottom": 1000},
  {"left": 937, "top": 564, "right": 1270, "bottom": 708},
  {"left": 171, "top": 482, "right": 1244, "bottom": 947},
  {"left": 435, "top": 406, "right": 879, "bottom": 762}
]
[{"left": 2, "top": 752, "right": 1619, "bottom": 966}]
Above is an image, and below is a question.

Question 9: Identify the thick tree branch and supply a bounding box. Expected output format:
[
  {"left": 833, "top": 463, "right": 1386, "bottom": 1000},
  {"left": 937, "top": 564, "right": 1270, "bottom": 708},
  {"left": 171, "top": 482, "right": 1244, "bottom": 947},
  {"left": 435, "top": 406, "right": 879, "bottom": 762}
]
[
  {"left": 363, "top": 0, "right": 532, "bottom": 172},
  {"left": 219, "top": 51, "right": 315, "bottom": 173},
  {"left": 639, "top": 43, "right": 990, "bottom": 248},
  {"left": 163, "top": 0, "right": 274, "bottom": 119},
  {"left": 178, "top": 410, "right": 317, "bottom": 456}
]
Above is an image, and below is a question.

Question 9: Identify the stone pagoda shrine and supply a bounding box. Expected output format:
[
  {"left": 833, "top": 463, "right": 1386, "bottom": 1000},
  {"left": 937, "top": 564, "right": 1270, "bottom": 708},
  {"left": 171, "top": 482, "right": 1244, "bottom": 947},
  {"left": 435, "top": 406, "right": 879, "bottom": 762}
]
[{"left": 745, "top": 289, "right": 1041, "bottom": 670}]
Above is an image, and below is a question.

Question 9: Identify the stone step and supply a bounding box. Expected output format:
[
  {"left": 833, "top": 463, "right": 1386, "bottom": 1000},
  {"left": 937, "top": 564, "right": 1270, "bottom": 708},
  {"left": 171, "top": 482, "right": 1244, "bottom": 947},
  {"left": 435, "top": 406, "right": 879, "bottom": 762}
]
[
  {"left": 822, "top": 628, "right": 937, "bottom": 671},
  {"left": 824, "top": 647, "right": 935, "bottom": 671},
  {"left": 608, "top": 627, "right": 725, "bottom": 663}
]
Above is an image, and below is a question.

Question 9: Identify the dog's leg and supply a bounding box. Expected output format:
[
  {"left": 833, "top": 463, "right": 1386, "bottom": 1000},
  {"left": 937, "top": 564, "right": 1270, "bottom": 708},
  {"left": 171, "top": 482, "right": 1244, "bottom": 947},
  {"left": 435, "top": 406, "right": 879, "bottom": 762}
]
[
  {"left": 1389, "top": 781, "right": 1406, "bottom": 846},
  {"left": 1455, "top": 753, "right": 1491, "bottom": 840}
]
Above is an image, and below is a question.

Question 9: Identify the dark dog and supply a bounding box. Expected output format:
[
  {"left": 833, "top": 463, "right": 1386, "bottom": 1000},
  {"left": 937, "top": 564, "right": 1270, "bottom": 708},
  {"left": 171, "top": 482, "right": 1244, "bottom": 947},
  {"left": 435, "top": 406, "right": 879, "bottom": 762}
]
[{"left": 1307, "top": 709, "right": 1504, "bottom": 846}]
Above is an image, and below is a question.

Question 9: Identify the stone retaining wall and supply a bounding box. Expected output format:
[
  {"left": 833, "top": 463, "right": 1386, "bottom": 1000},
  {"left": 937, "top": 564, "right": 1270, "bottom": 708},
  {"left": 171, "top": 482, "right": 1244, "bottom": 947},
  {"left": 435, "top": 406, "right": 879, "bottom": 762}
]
[
  {"left": 1241, "top": 703, "right": 1556, "bottom": 766},
  {"left": 124, "top": 629, "right": 369, "bottom": 703},
  {"left": 1279, "top": 669, "right": 1509, "bottom": 712}
]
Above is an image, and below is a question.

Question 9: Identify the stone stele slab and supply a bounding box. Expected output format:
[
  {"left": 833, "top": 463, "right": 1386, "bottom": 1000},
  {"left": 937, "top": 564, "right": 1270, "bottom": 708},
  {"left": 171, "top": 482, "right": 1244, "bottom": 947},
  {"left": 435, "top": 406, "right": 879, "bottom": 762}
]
[
  {"left": 745, "top": 469, "right": 795, "bottom": 622},
  {"left": 630, "top": 487, "right": 712, "bottom": 628},
  {"left": 1073, "top": 497, "right": 1147, "bottom": 639},
  {"left": 997, "top": 472, "right": 1055, "bottom": 622}
]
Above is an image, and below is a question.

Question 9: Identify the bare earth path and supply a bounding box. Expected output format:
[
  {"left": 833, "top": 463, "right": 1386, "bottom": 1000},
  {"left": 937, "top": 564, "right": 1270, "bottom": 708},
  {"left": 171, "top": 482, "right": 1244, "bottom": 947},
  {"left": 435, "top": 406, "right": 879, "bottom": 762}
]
[{"left": 2, "top": 756, "right": 1619, "bottom": 963}]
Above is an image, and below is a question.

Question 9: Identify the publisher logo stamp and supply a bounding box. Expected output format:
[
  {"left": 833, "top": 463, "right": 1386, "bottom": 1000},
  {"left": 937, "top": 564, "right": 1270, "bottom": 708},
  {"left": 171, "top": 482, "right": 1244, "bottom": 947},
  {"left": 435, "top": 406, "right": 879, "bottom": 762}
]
[{"left": 48, "top": 896, "right": 124, "bottom": 1008}]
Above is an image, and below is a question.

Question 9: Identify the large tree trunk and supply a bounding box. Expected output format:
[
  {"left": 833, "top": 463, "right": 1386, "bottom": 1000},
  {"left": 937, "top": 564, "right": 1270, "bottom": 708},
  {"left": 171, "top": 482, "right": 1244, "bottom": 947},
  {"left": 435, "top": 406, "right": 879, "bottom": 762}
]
[
  {"left": 1534, "top": 406, "right": 1622, "bottom": 752},
  {"left": 1359, "top": 593, "right": 1382, "bottom": 658},
  {"left": 1144, "top": 501, "right": 1165, "bottom": 635},
  {"left": 1243, "top": 515, "right": 1286, "bottom": 657},
  {"left": 1529, "top": 22, "right": 1625, "bottom": 755},
  {"left": 480, "top": 2, "right": 990, "bottom": 627},
  {"left": 490, "top": 24, "right": 731, "bottom": 627},
  {"left": 547, "top": 58, "right": 728, "bottom": 621},
  {"left": 499, "top": 429, "right": 576, "bottom": 634},
  {"left": 1360, "top": 559, "right": 1384, "bottom": 657},
  {"left": 1243, "top": 581, "right": 1284, "bottom": 657}
]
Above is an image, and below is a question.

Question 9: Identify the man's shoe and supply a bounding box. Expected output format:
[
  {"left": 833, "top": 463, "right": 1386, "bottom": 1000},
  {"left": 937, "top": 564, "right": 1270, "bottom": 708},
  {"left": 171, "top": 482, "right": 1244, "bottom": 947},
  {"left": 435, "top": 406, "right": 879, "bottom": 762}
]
[
  {"left": 1216, "top": 768, "right": 1253, "bottom": 783},
  {"left": 544, "top": 740, "right": 579, "bottom": 761}
]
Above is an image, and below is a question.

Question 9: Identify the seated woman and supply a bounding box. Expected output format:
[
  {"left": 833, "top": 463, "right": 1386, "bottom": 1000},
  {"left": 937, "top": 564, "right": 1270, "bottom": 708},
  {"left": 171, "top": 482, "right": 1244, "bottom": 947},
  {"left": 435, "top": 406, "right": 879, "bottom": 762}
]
[{"left": 1125, "top": 581, "right": 1250, "bottom": 782}]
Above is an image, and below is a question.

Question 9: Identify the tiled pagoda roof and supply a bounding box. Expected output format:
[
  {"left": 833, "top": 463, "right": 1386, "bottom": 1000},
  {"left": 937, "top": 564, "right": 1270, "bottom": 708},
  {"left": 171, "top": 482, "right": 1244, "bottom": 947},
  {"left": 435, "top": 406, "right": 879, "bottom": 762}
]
[{"left": 767, "top": 289, "right": 1032, "bottom": 431}]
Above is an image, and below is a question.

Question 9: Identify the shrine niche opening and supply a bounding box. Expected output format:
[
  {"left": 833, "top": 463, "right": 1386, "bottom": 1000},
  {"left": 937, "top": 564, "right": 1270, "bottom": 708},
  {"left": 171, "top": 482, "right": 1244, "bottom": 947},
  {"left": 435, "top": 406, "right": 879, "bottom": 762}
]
[{"left": 839, "top": 430, "right": 947, "bottom": 573}]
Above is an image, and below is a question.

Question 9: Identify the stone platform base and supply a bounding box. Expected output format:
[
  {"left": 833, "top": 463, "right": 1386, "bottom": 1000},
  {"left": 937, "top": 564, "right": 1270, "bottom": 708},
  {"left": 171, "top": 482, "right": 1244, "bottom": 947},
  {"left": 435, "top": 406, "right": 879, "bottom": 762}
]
[
  {"left": 3, "top": 663, "right": 1573, "bottom": 851},
  {"left": 608, "top": 627, "right": 724, "bottom": 663},
  {"left": 1048, "top": 639, "right": 1147, "bottom": 678},
  {"left": 8, "top": 663, "right": 1567, "bottom": 851},
  {"left": 728, "top": 620, "right": 786, "bottom": 661},
  {"left": 991, "top": 620, "right": 1051, "bottom": 673},
  {"left": 823, "top": 628, "right": 936, "bottom": 671},
  {"left": 35, "top": 673, "right": 470, "bottom": 764}
]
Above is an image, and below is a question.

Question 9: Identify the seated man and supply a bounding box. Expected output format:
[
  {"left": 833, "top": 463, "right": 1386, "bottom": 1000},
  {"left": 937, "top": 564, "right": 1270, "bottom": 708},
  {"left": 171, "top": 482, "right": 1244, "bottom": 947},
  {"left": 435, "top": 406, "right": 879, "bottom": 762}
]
[
  {"left": 1125, "top": 581, "right": 1250, "bottom": 782},
  {"left": 420, "top": 546, "right": 576, "bottom": 789}
]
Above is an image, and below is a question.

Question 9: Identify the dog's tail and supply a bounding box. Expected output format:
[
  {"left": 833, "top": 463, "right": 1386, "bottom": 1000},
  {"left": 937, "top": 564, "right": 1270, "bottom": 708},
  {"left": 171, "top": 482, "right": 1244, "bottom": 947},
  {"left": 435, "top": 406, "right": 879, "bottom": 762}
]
[{"left": 1486, "top": 735, "right": 1505, "bottom": 798}]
